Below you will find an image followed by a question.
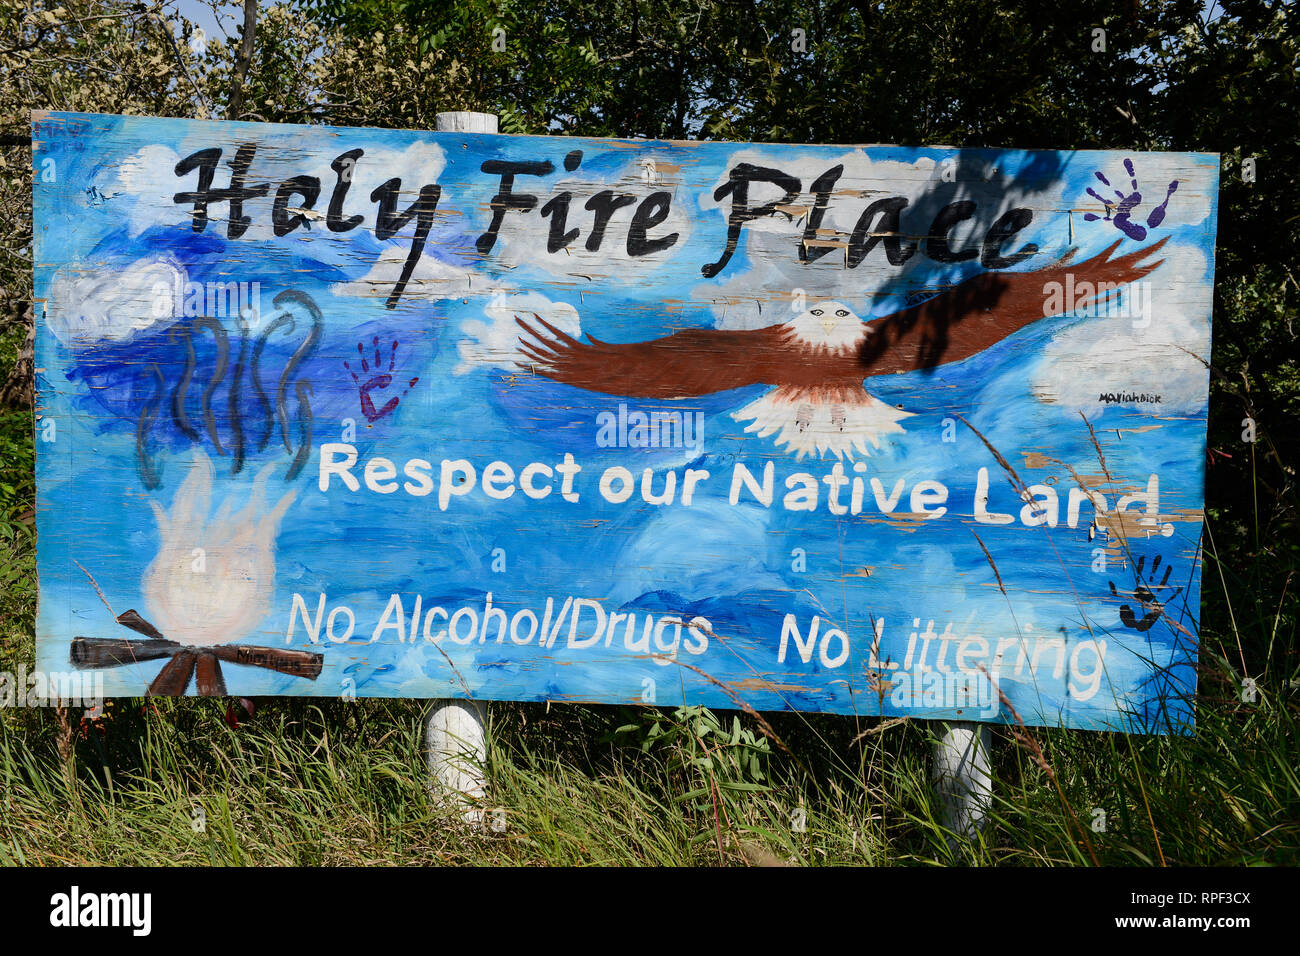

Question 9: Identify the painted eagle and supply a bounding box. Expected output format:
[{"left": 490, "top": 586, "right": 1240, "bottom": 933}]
[{"left": 516, "top": 238, "right": 1167, "bottom": 460}]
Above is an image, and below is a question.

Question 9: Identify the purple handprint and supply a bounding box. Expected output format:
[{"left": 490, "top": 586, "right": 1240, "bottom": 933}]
[
  {"left": 344, "top": 336, "right": 419, "bottom": 422},
  {"left": 1084, "top": 158, "right": 1178, "bottom": 241}
]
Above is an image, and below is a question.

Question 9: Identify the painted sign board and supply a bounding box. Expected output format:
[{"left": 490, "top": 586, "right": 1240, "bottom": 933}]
[{"left": 32, "top": 111, "right": 1217, "bottom": 731}]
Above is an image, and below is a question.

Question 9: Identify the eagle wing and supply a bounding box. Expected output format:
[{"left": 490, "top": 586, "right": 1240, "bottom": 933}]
[
  {"left": 856, "top": 237, "right": 1169, "bottom": 376},
  {"left": 517, "top": 237, "right": 1169, "bottom": 396},
  {"left": 516, "top": 317, "right": 804, "bottom": 399}
]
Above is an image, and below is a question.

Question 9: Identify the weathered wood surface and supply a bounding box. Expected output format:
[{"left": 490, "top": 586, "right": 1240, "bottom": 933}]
[{"left": 32, "top": 111, "right": 1217, "bottom": 731}]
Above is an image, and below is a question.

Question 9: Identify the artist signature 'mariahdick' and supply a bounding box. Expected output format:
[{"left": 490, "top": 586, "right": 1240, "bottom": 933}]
[{"left": 1099, "top": 391, "right": 1162, "bottom": 404}]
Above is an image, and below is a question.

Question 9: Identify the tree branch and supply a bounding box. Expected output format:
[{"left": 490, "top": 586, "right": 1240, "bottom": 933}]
[{"left": 229, "top": 0, "right": 259, "bottom": 119}]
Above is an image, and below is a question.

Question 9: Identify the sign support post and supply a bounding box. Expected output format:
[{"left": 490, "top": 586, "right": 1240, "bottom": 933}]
[
  {"left": 424, "top": 698, "right": 488, "bottom": 825},
  {"left": 932, "top": 720, "right": 993, "bottom": 842},
  {"left": 422, "top": 110, "right": 499, "bottom": 822}
]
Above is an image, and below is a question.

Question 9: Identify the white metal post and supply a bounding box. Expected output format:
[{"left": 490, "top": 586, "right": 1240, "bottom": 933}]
[
  {"left": 931, "top": 720, "right": 993, "bottom": 842},
  {"left": 434, "top": 110, "right": 500, "bottom": 134},
  {"left": 424, "top": 698, "right": 489, "bottom": 825},
  {"left": 422, "top": 111, "right": 498, "bottom": 825}
]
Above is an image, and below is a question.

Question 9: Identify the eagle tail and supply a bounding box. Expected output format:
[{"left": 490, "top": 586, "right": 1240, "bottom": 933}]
[{"left": 733, "top": 386, "right": 913, "bottom": 461}]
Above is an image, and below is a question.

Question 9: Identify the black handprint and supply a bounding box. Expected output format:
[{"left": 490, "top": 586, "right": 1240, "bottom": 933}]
[
  {"left": 1108, "top": 554, "right": 1182, "bottom": 632},
  {"left": 1083, "top": 158, "right": 1178, "bottom": 242},
  {"left": 344, "top": 336, "right": 419, "bottom": 422}
]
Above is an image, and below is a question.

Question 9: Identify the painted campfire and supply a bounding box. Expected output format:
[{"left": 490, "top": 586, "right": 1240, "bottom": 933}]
[{"left": 70, "top": 452, "right": 323, "bottom": 695}]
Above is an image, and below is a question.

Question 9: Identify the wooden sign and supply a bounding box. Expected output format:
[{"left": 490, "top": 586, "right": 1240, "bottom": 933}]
[{"left": 32, "top": 112, "right": 1217, "bottom": 731}]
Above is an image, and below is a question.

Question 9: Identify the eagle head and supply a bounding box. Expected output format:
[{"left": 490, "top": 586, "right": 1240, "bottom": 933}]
[{"left": 787, "top": 301, "right": 867, "bottom": 351}]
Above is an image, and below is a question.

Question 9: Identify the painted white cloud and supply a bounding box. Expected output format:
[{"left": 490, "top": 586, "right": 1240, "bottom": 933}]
[
  {"left": 330, "top": 247, "right": 503, "bottom": 304},
  {"left": 1031, "top": 245, "right": 1212, "bottom": 413},
  {"left": 490, "top": 150, "right": 692, "bottom": 281},
  {"left": 45, "top": 255, "right": 186, "bottom": 344},
  {"left": 107, "top": 144, "right": 184, "bottom": 237},
  {"left": 455, "top": 291, "right": 581, "bottom": 375},
  {"left": 343, "top": 140, "right": 448, "bottom": 215},
  {"left": 321, "top": 141, "right": 500, "bottom": 304}
]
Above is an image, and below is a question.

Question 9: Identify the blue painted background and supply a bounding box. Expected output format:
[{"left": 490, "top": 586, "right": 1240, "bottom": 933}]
[{"left": 33, "top": 112, "right": 1217, "bottom": 731}]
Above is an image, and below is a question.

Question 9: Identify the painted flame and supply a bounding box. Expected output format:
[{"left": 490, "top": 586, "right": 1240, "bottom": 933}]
[{"left": 143, "top": 450, "right": 296, "bottom": 647}]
